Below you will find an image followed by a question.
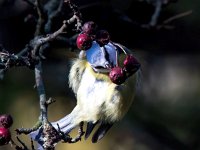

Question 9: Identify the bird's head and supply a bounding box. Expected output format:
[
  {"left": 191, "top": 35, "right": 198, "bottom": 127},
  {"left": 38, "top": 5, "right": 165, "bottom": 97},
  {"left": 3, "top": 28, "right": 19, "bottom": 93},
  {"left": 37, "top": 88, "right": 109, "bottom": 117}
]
[
  {"left": 85, "top": 41, "right": 140, "bottom": 84},
  {"left": 86, "top": 41, "right": 118, "bottom": 73}
]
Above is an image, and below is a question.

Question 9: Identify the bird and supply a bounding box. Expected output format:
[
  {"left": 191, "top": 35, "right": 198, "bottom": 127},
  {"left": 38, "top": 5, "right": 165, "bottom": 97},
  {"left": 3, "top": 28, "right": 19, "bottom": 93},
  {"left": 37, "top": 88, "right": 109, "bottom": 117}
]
[{"left": 30, "top": 40, "right": 141, "bottom": 148}]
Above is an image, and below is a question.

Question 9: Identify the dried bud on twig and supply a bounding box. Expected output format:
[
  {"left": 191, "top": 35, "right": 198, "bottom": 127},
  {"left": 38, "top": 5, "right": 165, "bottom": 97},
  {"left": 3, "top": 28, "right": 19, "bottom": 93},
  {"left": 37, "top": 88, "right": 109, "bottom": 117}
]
[{"left": 0, "top": 114, "right": 13, "bottom": 128}]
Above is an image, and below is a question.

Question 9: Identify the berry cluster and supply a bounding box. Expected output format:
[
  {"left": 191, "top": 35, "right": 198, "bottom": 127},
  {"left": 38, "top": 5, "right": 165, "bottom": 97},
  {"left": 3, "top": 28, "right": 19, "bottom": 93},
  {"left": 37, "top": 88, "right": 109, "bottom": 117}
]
[
  {"left": 109, "top": 54, "right": 140, "bottom": 85},
  {"left": 76, "top": 21, "right": 110, "bottom": 50},
  {"left": 76, "top": 21, "right": 140, "bottom": 85},
  {"left": 0, "top": 114, "right": 13, "bottom": 146}
]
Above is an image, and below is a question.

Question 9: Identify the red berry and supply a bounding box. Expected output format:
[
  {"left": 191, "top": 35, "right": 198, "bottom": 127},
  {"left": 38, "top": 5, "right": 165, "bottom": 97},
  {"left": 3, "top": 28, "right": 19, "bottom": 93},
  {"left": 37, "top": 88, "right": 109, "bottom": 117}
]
[
  {"left": 0, "top": 114, "right": 13, "bottom": 128},
  {"left": 96, "top": 30, "right": 110, "bottom": 46},
  {"left": 76, "top": 33, "right": 92, "bottom": 50},
  {"left": 82, "top": 21, "right": 97, "bottom": 35},
  {"left": 123, "top": 55, "right": 140, "bottom": 75},
  {"left": 109, "top": 67, "right": 126, "bottom": 85},
  {"left": 0, "top": 127, "right": 11, "bottom": 145}
]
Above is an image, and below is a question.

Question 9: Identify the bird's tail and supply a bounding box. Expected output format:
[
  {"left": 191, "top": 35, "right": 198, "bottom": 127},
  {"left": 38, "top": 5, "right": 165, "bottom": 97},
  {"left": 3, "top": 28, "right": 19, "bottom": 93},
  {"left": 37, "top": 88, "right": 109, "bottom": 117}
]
[{"left": 52, "top": 111, "right": 78, "bottom": 133}]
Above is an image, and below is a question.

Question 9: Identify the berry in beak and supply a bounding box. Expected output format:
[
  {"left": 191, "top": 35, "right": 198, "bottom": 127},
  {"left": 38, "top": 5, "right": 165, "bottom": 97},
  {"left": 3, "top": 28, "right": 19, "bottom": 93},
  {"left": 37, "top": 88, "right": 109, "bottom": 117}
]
[{"left": 109, "top": 67, "right": 126, "bottom": 85}]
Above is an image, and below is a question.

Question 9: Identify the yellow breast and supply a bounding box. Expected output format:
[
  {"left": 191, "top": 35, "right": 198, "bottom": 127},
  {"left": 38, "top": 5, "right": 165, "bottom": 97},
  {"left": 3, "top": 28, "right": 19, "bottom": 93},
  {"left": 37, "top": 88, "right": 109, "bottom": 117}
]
[{"left": 69, "top": 58, "right": 137, "bottom": 123}]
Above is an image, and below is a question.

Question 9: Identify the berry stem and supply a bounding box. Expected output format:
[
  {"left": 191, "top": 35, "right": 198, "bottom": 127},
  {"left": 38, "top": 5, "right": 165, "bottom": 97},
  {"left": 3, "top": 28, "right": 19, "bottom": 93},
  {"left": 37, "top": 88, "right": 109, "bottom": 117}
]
[{"left": 111, "top": 42, "right": 127, "bottom": 55}]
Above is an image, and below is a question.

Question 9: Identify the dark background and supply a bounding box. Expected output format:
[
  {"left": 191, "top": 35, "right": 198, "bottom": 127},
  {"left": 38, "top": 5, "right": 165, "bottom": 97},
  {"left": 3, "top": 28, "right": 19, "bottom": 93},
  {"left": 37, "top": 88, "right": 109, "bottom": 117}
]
[{"left": 0, "top": 0, "right": 200, "bottom": 150}]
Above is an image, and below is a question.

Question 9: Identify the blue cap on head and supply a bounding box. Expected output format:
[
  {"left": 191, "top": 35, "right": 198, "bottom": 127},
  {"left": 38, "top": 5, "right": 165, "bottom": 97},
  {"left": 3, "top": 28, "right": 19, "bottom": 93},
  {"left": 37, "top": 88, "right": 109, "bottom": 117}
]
[{"left": 86, "top": 41, "right": 120, "bottom": 72}]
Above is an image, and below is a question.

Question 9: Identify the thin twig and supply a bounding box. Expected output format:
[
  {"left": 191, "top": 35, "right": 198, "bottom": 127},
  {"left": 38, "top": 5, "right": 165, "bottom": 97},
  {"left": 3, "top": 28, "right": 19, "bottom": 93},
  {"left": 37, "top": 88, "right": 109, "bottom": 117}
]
[
  {"left": 149, "top": 0, "right": 162, "bottom": 27},
  {"left": 66, "top": 0, "right": 82, "bottom": 31},
  {"left": 35, "top": 0, "right": 47, "bottom": 36},
  {"left": 44, "top": 0, "right": 64, "bottom": 33},
  {"left": 46, "top": 97, "right": 56, "bottom": 105},
  {"left": 16, "top": 121, "right": 42, "bottom": 134},
  {"left": 23, "top": 0, "right": 35, "bottom": 7},
  {"left": 31, "top": 17, "right": 78, "bottom": 57},
  {"left": 163, "top": 10, "right": 193, "bottom": 24},
  {"left": 157, "top": 10, "right": 193, "bottom": 30}
]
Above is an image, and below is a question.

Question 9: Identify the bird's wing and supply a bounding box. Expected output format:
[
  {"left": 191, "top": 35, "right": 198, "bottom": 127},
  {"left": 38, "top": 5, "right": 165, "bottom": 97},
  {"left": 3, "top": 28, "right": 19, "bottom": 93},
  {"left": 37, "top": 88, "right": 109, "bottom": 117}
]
[
  {"left": 92, "top": 122, "right": 113, "bottom": 143},
  {"left": 85, "top": 121, "right": 98, "bottom": 140}
]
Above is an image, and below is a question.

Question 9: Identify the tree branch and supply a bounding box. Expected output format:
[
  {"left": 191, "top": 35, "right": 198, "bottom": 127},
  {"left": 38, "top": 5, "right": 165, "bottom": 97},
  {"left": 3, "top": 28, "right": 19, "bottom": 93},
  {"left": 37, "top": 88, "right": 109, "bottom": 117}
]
[
  {"left": 35, "top": 62, "right": 48, "bottom": 122},
  {"left": 1, "top": 0, "right": 83, "bottom": 149},
  {"left": 44, "top": 0, "right": 65, "bottom": 33}
]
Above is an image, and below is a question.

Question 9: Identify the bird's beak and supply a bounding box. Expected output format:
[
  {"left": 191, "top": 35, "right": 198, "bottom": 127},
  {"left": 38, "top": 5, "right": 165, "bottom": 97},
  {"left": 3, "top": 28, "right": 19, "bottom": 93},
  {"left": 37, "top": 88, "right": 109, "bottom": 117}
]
[{"left": 104, "top": 62, "right": 112, "bottom": 69}]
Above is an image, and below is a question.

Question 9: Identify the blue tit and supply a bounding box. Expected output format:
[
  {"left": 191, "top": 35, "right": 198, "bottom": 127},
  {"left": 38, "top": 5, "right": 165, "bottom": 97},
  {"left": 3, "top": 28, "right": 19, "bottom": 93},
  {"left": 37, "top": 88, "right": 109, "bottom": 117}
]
[{"left": 30, "top": 41, "right": 141, "bottom": 147}]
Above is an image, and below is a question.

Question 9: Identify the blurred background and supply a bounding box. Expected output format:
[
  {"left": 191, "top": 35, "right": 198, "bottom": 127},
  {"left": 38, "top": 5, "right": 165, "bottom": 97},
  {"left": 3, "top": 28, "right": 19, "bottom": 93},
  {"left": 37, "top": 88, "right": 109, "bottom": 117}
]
[{"left": 0, "top": 0, "right": 200, "bottom": 150}]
